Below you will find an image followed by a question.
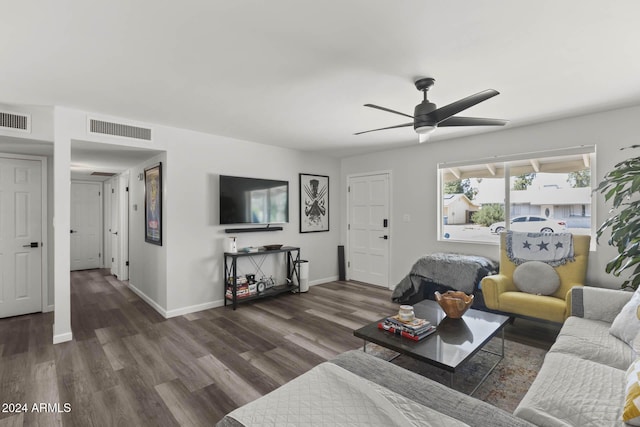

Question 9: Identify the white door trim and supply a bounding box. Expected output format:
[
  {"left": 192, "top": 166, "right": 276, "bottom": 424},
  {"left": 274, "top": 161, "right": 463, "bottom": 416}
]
[
  {"left": 118, "top": 172, "right": 129, "bottom": 281},
  {"left": 346, "top": 170, "right": 393, "bottom": 288},
  {"left": 0, "top": 152, "right": 49, "bottom": 312}
]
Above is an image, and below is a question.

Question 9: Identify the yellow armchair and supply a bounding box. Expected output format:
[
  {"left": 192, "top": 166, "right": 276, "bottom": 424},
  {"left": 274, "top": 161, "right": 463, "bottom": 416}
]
[{"left": 482, "top": 233, "right": 590, "bottom": 323}]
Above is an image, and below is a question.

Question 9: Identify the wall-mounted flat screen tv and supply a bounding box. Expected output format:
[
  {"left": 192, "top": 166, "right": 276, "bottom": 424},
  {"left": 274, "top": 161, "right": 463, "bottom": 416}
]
[{"left": 219, "top": 175, "right": 289, "bottom": 225}]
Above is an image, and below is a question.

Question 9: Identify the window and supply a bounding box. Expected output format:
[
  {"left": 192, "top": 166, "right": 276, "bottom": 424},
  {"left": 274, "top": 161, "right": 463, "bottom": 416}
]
[{"left": 438, "top": 146, "right": 595, "bottom": 244}]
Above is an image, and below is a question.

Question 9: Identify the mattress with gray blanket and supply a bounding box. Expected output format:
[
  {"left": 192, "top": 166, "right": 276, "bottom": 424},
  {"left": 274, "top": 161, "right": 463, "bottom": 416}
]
[{"left": 392, "top": 253, "right": 498, "bottom": 303}]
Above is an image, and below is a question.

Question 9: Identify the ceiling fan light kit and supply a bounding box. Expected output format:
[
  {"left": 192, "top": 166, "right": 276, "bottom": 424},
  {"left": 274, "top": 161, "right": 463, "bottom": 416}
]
[
  {"left": 355, "top": 77, "right": 508, "bottom": 143},
  {"left": 415, "top": 125, "right": 436, "bottom": 143}
]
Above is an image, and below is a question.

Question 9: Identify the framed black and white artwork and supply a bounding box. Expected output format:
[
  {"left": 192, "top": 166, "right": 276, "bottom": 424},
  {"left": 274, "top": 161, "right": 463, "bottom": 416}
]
[{"left": 299, "top": 173, "right": 329, "bottom": 233}]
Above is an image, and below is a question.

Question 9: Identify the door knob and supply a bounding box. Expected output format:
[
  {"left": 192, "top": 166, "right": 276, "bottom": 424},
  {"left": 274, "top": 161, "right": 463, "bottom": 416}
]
[
  {"left": 70, "top": 230, "right": 76, "bottom": 233},
  {"left": 23, "top": 242, "right": 39, "bottom": 248},
  {"left": 379, "top": 235, "right": 388, "bottom": 240}
]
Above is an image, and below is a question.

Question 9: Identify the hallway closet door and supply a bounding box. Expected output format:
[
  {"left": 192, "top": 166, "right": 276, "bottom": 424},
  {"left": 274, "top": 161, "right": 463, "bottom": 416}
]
[
  {"left": 70, "top": 181, "right": 102, "bottom": 271},
  {"left": 0, "top": 156, "right": 43, "bottom": 317}
]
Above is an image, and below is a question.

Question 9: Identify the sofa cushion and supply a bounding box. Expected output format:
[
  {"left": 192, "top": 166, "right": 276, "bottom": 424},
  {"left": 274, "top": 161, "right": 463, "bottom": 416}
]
[
  {"left": 610, "top": 288, "right": 640, "bottom": 347},
  {"left": 498, "top": 291, "right": 567, "bottom": 323},
  {"left": 514, "top": 352, "right": 625, "bottom": 427},
  {"left": 550, "top": 316, "right": 636, "bottom": 370},
  {"left": 624, "top": 358, "right": 640, "bottom": 426},
  {"left": 513, "top": 261, "right": 560, "bottom": 295}
]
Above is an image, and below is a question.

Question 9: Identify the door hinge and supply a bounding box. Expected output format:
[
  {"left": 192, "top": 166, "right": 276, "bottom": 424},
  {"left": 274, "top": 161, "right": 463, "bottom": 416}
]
[
  {"left": 126, "top": 186, "right": 129, "bottom": 192},
  {"left": 98, "top": 191, "right": 101, "bottom": 196},
  {"left": 348, "top": 186, "right": 350, "bottom": 192},
  {"left": 111, "top": 188, "right": 115, "bottom": 194},
  {"left": 98, "top": 253, "right": 101, "bottom": 258},
  {"left": 348, "top": 261, "right": 350, "bottom": 268},
  {"left": 348, "top": 224, "right": 350, "bottom": 230},
  {"left": 126, "top": 261, "right": 129, "bottom": 266},
  {"left": 112, "top": 257, "right": 114, "bottom": 262}
]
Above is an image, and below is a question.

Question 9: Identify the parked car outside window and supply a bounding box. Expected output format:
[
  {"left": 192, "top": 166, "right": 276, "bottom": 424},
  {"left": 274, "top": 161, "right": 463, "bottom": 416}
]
[{"left": 489, "top": 215, "right": 567, "bottom": 234}]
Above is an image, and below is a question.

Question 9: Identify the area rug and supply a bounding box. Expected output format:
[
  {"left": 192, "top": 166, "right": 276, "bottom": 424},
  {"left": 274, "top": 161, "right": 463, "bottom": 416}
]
[{"left": 363, "top": 336, "right": 546, "bottom": 413}]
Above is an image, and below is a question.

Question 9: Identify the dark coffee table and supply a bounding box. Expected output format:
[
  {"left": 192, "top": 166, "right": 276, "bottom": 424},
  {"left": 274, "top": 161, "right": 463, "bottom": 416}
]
[{"left": 353, "top": 298, "right": 510, "bottom": 395}]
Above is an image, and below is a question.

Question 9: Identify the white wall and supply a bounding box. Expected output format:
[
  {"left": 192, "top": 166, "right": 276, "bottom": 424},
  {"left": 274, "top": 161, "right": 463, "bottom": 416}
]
[
  {"left": 53, "top": 107, "right": 72, "bottom": 343},
  {"left": 159, "top": 128, "right": 340, "bottom": 315},
  {"left": 341, "top": 104, "right": 640, "bottom": 290},
  {"left": 54, "top": 108, "right": 340, "bottom": 322},
  {"left": 0, "top": 103, "right": 54, "bottom": 142},
  {"left": 129, "top": 153, "right": 168, "bottom": 309}
]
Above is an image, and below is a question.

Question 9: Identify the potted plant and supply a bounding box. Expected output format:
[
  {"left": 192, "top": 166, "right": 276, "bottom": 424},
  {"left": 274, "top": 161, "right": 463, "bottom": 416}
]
[{"left": 596, "top": 145, "right": 640, "bottom": 290}]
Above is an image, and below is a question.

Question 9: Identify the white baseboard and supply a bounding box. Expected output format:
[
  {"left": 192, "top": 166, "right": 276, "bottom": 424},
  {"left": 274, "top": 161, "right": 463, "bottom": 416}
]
[
  {"left": 128, "top": 278, "right": 343, "bottom": 319},
  {"left": 165, "top": 300, "right": 224, "bottom": 318},
  {"left": 127, "top": 281, "right": 225, "bottom": 319},
  {"left": 53, "top": 331, "right": 73, "bottom": 344},
  {"left": 127, "top": 282, "right": 169, "bottom": 318},
  {"left": 309, "top": 275, "right": 338, "bottom": 286}
]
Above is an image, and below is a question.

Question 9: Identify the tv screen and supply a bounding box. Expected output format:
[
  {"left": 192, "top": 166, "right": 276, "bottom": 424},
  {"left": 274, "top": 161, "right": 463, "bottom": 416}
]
[{"left": 219, "top": 175, "right": 289, "bottom": 225}]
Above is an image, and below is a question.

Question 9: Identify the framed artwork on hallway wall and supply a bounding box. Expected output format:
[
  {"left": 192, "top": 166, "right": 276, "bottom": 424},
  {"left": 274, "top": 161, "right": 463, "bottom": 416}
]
[
  {"left": 144, "top": 162, "right": 162, "bottom": 245},
  {"left": 300, "top": 173, "right": 329, "bottom": 233}
]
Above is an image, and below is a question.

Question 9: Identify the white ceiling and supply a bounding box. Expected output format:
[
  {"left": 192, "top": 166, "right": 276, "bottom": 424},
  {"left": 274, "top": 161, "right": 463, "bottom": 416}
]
[{"left": 2, "top": 1, "right": 640, "bottom": 158}]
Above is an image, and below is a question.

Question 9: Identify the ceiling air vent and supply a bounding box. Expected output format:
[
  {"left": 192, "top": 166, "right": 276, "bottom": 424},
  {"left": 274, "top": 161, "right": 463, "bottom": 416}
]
[
  {"left": 88, "top": 118, "right": 152, "bottom": 141},
  {"left": 90, "top": 172, "right": 116, "bottom": 177},
  {"left": 0, "top": 111, "right": 30, "bottom": 133}
]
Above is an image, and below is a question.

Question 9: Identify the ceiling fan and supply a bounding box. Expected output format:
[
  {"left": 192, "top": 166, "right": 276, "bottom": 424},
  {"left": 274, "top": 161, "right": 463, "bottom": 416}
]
[{"left": 355, "top": 77, "right": 508, "bottom": 143}]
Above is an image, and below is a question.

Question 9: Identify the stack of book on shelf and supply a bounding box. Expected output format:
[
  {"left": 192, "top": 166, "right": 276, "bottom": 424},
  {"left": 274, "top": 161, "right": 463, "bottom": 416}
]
[
  {"left": 378, "top": 315, "right": 436, "bottom": 341},
  {"left": 225, "top": 277, "right": 257, "bottom": 299}
]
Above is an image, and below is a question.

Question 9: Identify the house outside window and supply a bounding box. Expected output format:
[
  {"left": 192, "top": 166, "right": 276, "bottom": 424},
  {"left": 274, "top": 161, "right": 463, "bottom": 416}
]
[{"left": 438, "top": 146, "right": 595, "bottom": 244}]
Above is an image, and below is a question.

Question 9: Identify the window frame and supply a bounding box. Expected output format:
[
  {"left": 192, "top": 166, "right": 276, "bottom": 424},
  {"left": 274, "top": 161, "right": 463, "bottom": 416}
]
[{"left": 437, "top": 146, "right": 596, "bottom": 245}]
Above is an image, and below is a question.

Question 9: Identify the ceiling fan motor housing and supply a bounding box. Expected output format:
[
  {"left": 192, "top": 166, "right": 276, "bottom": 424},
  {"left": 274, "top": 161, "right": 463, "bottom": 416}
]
[{"left": 414, "top": 101, "right": 437, "bottom": 129}]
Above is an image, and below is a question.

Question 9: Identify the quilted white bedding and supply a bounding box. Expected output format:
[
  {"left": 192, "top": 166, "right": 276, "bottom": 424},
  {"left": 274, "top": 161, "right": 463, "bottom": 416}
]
[{"left": 226, "top": 362, "right": 468, "bottom": 427}]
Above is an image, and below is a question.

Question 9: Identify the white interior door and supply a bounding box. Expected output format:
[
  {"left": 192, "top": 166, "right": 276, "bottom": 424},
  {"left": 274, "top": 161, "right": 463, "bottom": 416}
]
[
  {"left": 348, "top": 172, "right": 390, "bottom": 288},
  {"left": 117, "top": 173, "right": 129, "bottom": 281},
  {"left": 0, "top": 157, "right": 42, "bottom": 317},
  {"left": 103, "top": 181, "right": 112, "bottom": 270},
  {"left": 107, "top": 174, "right": 129, "bottom": 280},
  {"left": 110, "top": 179, "right": 119, "bottom": 277},
  {"left": 70, "top": 181, "right": 102, "bottom": 271}
]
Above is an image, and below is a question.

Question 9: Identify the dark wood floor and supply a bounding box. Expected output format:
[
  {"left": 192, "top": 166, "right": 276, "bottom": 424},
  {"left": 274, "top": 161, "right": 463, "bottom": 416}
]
[{"left": 0, "top": 269, "right": 560, "bottom": 426}]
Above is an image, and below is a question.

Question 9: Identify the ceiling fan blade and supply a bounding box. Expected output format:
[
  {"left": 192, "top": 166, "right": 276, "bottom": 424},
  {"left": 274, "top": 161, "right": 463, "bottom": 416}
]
[
  {"left": 438, "top": 116, "right": 508, "bottom": 127},
  {"left": 429, "top": 89, "right": 500, "bottom": 123},
  {"left": 364, "top": 104, "right": 414, "bottom": 119},
  {"left": 354, "top": 122, "right": 414, "bottom": 135}
]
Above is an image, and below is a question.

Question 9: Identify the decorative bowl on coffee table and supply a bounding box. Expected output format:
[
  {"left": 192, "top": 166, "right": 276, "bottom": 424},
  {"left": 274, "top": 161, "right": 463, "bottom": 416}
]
[{"left": 434, "top": 291, "right": 474, "bottom": 318}]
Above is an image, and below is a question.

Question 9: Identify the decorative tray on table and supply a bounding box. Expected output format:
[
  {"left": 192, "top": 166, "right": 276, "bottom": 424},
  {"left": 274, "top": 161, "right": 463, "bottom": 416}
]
[{"left": 263, "top": 244, "right": 283, "bottom": 251}]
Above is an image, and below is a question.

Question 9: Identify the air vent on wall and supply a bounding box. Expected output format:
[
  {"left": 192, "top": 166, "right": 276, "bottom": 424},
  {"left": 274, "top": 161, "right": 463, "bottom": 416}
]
[
  {"left": 88, "top": 118, "right": 152, "bottom": 141},
  {"left": 0, "top": 111, "right": 30, "bottom": 133}
]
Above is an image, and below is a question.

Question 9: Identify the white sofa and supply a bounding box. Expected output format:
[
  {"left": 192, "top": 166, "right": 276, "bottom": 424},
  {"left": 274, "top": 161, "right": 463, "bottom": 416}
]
[
  {"left": 217, "top": 286, "right": 636, "bottom": 427},
  {"left": 514, "top": 286, "right": 635, "bottom": 427}
]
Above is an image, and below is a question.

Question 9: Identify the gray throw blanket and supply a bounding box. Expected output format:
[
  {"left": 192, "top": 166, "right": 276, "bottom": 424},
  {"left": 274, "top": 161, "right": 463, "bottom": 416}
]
[
  {"left": 506, "top": 231, "right": 574, "bottom": 267},
  {"left": 392, "top": 253, "right": 498, "bottom": 303}
]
